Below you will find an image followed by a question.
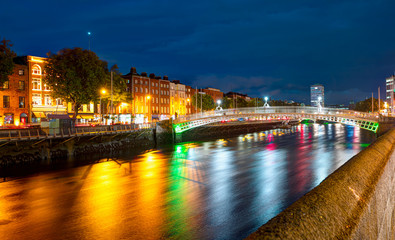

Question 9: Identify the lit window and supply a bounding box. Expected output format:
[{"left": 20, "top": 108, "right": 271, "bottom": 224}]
[
  {"left": 3, "top": 96, "right": 10, "bottom": 108},
  {"left": 32, "top": 78, "right": 41, "bottom": 90},
  {"left": 3, "top": 81, "right": 9, "bottom": 89},
  {"left": 32, "top": 94, "right": 41, "bottom": 105},
  {"left": 19, "top": 97, "right": 25, "bottom": 108},
  {"left": 44, "top": 94, "right": 52, "bottom": 105},
  {"left": 32, "top": 65, "right": 41, "bottom": 75},
  {"left": 43, "top": 84, "right": 50, "bottom": 91},
  {"left": 18, "top": 69, "right": 24, "bottom": 75},
  {"left": 18, "top": 81, "right": 25, "bottom": 90}
]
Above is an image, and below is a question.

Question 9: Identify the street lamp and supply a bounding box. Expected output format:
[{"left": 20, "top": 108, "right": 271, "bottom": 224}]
[
  {"left": 264, "top": 97, "right": 270, "bottom": 107},
  {"left": 187, "top": 98, "right": 190, "bottom": 115},
  {"left": 216, "top": 99, "right": 223, "bottom": 111},
  {"left": 146, "top": 95, "right": 151, "bottom": 123},
  {"left": 100, "top": 89, "right": 106, "bottom": 124},
  {"left": 87, "top": 32, "right": 91, "bottom": 51},
  {"left": 317, "top": 96, "right": 322, "bottom": 113}
]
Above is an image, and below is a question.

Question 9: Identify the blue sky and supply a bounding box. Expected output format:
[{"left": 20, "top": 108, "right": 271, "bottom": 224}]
[{"left": 2, "top": 0, "right": 395, "bottom": 104}]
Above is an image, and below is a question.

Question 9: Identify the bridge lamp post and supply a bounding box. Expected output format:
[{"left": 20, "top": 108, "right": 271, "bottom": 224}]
[
  {"left": 216, "top": 100, "right": 223, "bottom": 111},
  {"left": 100, "top": 89, "right": 106, "bottom": 125},
  {"left": 264, "top": 97, "right": 270, "bottom": 107},
  {"left": 317, "top": 96, "right": 322, "bottom": 113}
]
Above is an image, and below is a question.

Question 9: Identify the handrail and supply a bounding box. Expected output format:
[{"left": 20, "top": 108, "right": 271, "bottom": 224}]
[
  {"left": 0, "top": 123, "right": 156, "bottom": 142},
  {"left": 174, "top": 106, "right": 381, "bottom": 124}
]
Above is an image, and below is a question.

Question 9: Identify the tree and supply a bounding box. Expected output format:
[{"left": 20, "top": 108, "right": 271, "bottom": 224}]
[
  {"left": 221, "top": 97, "right": 233, "bottom": 109},
  {"left": 44, "top": 48, "right": 108, "bottom": 121},
  {"left": 354, "top": 97, "right": 383, "bottom": 112},
  {"left": 0, "top": 38, "right": 16, "bottom": 86},
  {"left": 101, "top": 65, "right": 133, "bottom": 114},
  {"left": 192, "top": 93, "right": 215, "bottom": 111}
]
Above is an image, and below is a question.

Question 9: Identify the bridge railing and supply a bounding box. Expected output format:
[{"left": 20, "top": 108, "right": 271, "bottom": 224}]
[
  {"left": 0, "top": 123, "right": 156, "bottom": 142},
  {"left": 174, "top": 106, "right": 380, "bottom": 123}
]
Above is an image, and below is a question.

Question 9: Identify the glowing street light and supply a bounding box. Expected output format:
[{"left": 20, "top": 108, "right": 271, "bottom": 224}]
[
  {"left": 87, "top": 32, "right": 92, "bottom": 51},
  {"left": 216, "top": 99, "right": 223, "bottom": 111},
  {"left": 264, "top": 97, "right": 270, "bottom": 107},
  {"left": 146, "top": 95, "right": 151, "bottom": 122},
  {"left": 100, "top": 89, "right": 106, "bottom": 124}
]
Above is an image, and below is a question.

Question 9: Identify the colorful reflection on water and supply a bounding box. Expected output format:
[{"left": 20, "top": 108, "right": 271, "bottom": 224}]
[{"left": 0, "top": 124, "right": 376, "bottom": 240}]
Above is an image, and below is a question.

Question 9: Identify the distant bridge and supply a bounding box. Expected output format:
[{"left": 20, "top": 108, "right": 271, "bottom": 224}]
[{"left": 173, "top": 106, "right": 383, "bottom": 133}]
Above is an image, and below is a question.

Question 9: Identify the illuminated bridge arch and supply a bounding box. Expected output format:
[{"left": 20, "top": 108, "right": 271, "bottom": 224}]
[{"left": 173, "top": 106, "right": 380, "bottom": 133}]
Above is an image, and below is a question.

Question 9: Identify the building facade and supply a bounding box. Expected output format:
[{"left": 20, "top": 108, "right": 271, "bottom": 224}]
[
  {"left": 310, "top": 84, "right": 324, "bottom": 107},
  {"left": 202, "top": 87, "right": 224, "bottom": 102},
  {"left": 386, "top": 75, "right": 394, "bottom": 111},
  {"left": 0, "top": 63, "right": 29, "bottom": 126}
]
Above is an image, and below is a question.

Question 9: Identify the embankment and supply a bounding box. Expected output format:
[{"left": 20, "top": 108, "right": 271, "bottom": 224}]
[{"left": 247, "top": 129, "right": 395, "bottom": 239}]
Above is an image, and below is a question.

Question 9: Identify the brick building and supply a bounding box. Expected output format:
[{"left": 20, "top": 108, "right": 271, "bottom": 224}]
[
  {"left": 0, "top": 63, "right": 29, "bottom": 126},
  {"left": 201, "top": 87, "right": 224, "bottom": 102}
]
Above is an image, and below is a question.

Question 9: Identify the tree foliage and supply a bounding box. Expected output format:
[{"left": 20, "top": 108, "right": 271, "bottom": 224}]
[
  {"left": 221, "top": 97, "right": 233, "bottom": 109},
  {"left": 0, "top": 38, "right": 16, "bottom": 85},
  {"left": 44, "top": 48, "right": 108, "bottom": 120},
  {"left": 354, "top": 97, "right": 384, "bottom": 112},
  {"left": 192, "top": 93, "right": 215, "bottom": 111}
]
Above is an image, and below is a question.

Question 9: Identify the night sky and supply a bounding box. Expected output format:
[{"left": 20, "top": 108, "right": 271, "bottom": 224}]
[{"left": 2, "top": 0, "right": 395, "bottom": 105}]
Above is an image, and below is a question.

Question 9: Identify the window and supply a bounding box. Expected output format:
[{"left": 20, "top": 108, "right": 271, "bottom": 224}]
[
  {"left": 18, "top": 81, "right": 25, "bottom": 90},
  {"left": 2, "top": 80, "right": 9, "bottom": 89},
  {"left": 127, "top": 80, "right": 130, "bottom": 83},
  {"left": 140, "top": 87, "right": 143, "bottom": 93},
  {"left": 4, "top": 114, "right": 13, "bottom": 124},
  {"left": 32, "top": 65, "right": 41, "bottom": 75},
  {"left": 152, "top": 89, "right": 154, "bottom": 94},
  {"left": 32, "top": 94, "right": 41, "bottom": 105},
  {"left": 56, "top": 98, "right": 62, "bottom": 105},
  {"left": 43, "top": 84, "right": 50, "bottom": 91},
  {"left": 19, "top": 97, "right": 25, "bottom": 108},
  {"left": 140, "top": 80, "right": 143, "bottom": 84},
  {"left": 45, "top": 94, "right": 52, "bottom": 105},
  {"left": 145, "top": 88, "right": 148, "bottom": 93},
  {"left": 152, "top": 82, "right": 154, "bottom": 86},
  {"left": 135, "top": 87, "right": 138, "bottom": 92},
  {"left": 135, "top": 80, "right": 138, "bottom": 84},
  {"left": 32, "top": 78, "right": 41, "bottom": 90},
  {"left": 140, "top": 96, "right": 143, "bottom": 102},
  {"left": 3, "top": 96, "right": 10, "bottom": 108},
  {"left": 18, "top": 69, "right": 24, "bottom": 75}
]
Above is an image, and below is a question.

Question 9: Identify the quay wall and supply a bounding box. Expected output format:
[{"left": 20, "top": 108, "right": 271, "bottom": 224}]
[{"left": 247, "top": 129, "right": 395, "bottom": 239}]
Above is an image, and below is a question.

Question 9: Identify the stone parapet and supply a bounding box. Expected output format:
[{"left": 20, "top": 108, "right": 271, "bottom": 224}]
[{"left": 247, "top": 129, "right": 395, "bottom": 239}]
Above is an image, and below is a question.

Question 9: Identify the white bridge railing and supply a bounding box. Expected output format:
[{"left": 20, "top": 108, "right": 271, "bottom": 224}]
[
  {"left": 173, "top": 106, "right": 382, "bottom": 133},
  {"left": 174, "top": 106, "right": 380, "bottom": 124}
]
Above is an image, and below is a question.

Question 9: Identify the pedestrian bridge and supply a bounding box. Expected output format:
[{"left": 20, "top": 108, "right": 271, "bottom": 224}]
[{"left": 173, "top": 106, "right": 381, "bottom": 133}]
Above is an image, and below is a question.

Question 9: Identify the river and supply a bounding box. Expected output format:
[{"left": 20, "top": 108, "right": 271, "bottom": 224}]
[{"left": 0, "top": 123, "right": 376, "bottom": 240}]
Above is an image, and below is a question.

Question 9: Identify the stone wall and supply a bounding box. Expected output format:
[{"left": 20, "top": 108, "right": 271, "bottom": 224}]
[{"left": 247, "top": 129, "right": 395, "bottom": 239}]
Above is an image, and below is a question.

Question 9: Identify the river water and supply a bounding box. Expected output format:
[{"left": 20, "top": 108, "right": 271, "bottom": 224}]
[{"left": 0, "top": 124, "right": 376, "bottom": 240}]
